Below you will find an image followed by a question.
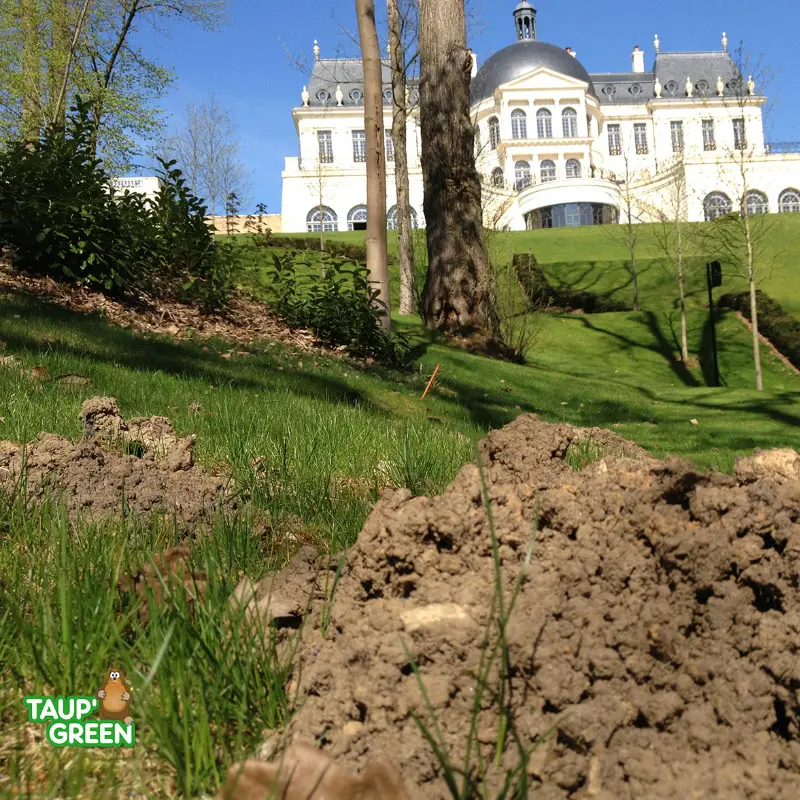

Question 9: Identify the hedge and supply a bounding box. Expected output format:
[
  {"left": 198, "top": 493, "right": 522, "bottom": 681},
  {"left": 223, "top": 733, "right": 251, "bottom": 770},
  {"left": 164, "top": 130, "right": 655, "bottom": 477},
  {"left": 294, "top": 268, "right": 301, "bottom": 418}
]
[
  {"left": 513, "top": 253, "right": 632, "bottom": 314},
  {"left": 717, "top": 290, "right": 800, "bottom": 369},
  {"left": 265, "top": 236, "right": 399, "bottom": 266}
]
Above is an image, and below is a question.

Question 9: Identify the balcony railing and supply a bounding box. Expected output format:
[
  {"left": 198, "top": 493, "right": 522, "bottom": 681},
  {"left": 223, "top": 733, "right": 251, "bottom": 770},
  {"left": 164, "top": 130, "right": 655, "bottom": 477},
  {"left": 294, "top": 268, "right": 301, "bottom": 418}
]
[
  {"left": 766, "top": 142, "right": 800, "bottom": 154},
  {"left": 704, "top": 141, "right": 717, "bottom": 151},
  {"left": 635, "top": 145, "right": 649, "bottom": 155}
]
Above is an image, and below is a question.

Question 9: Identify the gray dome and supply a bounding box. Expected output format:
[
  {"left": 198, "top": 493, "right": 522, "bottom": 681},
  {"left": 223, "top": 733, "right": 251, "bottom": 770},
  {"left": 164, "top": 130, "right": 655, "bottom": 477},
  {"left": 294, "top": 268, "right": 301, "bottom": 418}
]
[{"left": 471, "top": 40, "right": 597, "bottom": 104}]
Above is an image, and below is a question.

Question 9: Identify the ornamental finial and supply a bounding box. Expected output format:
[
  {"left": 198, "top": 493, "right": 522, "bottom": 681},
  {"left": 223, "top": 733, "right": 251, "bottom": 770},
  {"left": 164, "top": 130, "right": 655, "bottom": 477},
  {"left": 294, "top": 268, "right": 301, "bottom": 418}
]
[
  {"left": 335, "top": 84, "right": 344, "bottom": 106},
  {"left": 654, "top": 76, "right": 662, "bottom": 98},
  {"left": 301, "top": 85, "right": 310, "bottom": 106},
  {"left": 716, "top": 76, "right": 725, "bottom": 96},
  {"left": 685, "top": 76, "right": 693, "bottom": 97},
  {"left": 747, "top": 75, "right": 755, "bottom": 95},
  {"left": 313, "top": 39, "right": 320, "bottom": 60},
  {"left": 722, "top": 32, "right": 728, "bottom": 52},
  {"left": 654, "top": 33, "right": 660, "bottom": 53}
]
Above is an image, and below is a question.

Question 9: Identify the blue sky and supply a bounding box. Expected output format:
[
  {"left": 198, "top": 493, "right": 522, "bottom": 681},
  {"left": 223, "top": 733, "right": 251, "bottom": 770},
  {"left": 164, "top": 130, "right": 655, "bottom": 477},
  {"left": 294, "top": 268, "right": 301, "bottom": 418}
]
[{"left": 137, "top": 0, "right": 800, "bottom": 213}]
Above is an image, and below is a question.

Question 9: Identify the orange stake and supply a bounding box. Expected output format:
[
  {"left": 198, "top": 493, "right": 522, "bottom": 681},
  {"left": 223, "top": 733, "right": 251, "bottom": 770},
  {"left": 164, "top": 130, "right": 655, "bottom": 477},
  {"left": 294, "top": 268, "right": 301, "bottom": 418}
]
[{"left": 421, "top": 364, "right": 440, "bottom": 400}]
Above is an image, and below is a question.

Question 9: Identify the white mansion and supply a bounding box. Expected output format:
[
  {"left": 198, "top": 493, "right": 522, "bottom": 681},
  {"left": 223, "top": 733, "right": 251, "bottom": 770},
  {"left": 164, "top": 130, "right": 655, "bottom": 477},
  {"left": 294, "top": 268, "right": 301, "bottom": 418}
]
[{"left": 280, "top": 1, "right": 800, "bottom": 233}]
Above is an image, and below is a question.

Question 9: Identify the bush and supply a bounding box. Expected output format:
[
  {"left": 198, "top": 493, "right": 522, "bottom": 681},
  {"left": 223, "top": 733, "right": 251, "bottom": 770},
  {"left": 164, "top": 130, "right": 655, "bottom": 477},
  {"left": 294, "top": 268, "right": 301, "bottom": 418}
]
[
  {"left": 263, "top": 250, "right": 411, "bottom": 367},
  {"left": 718, "top": 290, "right": 800, "bottom": 369},
  {"left": 0, "top": 99, "right": 237, "bottom": 311},
  {"left": 513, "top": 253, "right": 632, "bottom": 313}
]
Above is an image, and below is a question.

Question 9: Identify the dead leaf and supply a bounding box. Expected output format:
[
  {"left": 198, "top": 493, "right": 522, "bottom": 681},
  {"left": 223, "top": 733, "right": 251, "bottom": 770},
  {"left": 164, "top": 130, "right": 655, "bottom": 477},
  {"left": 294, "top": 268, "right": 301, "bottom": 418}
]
[
  {"left": 221, "top": 352, "right": 232, "bottom": 360},
  {"left": 29, "top": 365, "right": 49, "bottom": 381},
  {"left": 55, "top": 373, "right": 91, "bottom": 386},
  {"left": 690, "top": 419, "right": 699, "bottom": 425},
  {"left": 188, "top": 403, "right": 202, "bottom": 414}
]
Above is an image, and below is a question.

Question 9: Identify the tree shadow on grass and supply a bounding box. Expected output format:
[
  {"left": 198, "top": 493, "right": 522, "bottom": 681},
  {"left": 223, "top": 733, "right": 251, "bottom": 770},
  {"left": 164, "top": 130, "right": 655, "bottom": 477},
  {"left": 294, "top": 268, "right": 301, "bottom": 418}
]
[{"left": 0, "top": 291, "right": 373, "bottom": 411}]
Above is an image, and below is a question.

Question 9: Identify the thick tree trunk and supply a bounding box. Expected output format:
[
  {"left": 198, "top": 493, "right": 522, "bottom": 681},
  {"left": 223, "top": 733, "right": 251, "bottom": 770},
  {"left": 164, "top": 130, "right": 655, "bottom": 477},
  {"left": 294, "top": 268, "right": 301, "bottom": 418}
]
[
  {"left": 20, "top": 0, "right": 41, "bottom": 142},
  {"left": 419, "top": 0, "right": 496, "bottom": 335},
  {"left": 356, "top": 0, "right": 391, "bottom": 330},
  {"left": 388, "top": 0, "right": 415, "bottom": 315}
]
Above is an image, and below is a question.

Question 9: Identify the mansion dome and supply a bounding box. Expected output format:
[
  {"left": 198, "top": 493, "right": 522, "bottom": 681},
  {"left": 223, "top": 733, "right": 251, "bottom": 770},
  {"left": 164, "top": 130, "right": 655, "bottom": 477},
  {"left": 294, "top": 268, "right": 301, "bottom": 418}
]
[{"left": 471, "top": 40, "right": 597, "bottom": 105}]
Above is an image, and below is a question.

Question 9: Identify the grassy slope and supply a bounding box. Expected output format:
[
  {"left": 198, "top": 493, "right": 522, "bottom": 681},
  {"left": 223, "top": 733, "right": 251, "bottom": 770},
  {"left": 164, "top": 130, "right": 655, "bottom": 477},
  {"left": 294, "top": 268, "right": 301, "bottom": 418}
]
[
  {"left": 283, "top": 214, "right": 800, "bottom": 316},
  {"left": 0, "top": 222, "right": 797, "bottom": 795}
]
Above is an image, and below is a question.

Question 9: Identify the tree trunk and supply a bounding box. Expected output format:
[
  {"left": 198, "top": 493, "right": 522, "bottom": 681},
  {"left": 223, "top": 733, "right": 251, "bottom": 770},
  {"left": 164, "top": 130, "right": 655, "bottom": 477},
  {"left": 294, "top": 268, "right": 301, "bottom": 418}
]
[
  {"left": 356, "top": 0, "right": 391, "bottom": 330},
  {"left": 744, "top": 214, "right": 763, "bottom": 390},
  {"left": 48, "top": 0, "right": 69, "bottom": 125},
  {"left": 677, "top": 222, "right": 688, "bottom": 361},
  {"left": 388, "top": 0, "right": 415, "bottom": 314},
  {"left": 20, "top": 0, "right": 41, "bottom": 142},
  {"left": 627, "top": 221, "right": 639, "bottom": 312},
  {"left": 419, "top": 0, "right": 496, "bottom": 335}
]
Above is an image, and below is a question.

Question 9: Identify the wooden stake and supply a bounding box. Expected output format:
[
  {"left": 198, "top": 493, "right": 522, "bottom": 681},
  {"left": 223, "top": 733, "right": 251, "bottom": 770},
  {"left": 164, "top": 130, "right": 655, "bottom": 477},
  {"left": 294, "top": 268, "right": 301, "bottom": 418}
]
[{"left": 421, "top": 364, "right": 440, "bottom": 400}]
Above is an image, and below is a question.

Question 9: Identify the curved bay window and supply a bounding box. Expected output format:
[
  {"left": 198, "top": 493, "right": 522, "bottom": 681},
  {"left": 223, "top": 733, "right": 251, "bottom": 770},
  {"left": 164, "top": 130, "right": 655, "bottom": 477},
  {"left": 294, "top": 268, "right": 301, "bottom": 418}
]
[{"left": 525, "top": 203, "right": 618, "bottom": 230}]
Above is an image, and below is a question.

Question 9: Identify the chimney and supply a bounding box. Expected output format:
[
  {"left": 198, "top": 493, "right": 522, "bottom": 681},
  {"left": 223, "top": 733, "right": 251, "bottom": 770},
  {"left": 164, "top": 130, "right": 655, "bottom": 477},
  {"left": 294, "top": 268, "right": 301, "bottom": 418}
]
[
  {"left": 469, "top": 48, "right": 478, "bottom": 77},
  {"left": 632, "top": 45, "right": 645, "bottom": 73},
  {"left": 566, "top": 46, "right": 577, "bottom": 59}
]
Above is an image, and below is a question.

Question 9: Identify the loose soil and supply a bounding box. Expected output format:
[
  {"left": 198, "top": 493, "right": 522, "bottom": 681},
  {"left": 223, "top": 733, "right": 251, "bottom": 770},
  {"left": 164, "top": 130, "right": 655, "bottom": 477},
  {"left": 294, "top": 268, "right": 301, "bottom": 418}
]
[
  {"left": 0, "top": 397, "right": 228, "bottom": 524},
  {"left": 258, "top": 415, "right": 800, "bottom": 799}
]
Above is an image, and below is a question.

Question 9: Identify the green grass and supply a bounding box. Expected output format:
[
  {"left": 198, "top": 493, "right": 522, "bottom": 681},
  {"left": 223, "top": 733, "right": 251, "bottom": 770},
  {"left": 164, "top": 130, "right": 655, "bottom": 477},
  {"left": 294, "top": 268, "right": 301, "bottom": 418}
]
[{"left": 0, "top": 215, "right": 798, "bottom": 796}]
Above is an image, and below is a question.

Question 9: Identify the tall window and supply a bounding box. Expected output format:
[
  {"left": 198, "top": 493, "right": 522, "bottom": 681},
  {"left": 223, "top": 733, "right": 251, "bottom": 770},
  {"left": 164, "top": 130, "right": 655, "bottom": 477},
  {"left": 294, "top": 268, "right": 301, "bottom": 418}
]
[
  {"left": 385, "top": 129, "right": 394, "bottom": 162},
  {"left": 511, "top": 109, "right": 527, "bottom": 139},
  {"left": 733, "top": 118, "right": 746, "bottom": 150},
  {"left": 744, "top": 191, "right": 769, "bottom": 215},
  {"left": 703, "top": 192, "right": 732, "bottom": 221},
  {"left": 307, "top": 206, "right": 338, "bottom": 232},
  {"left": 562, "top": 108, "right": 578, "bottom": 138},
  {"left": 491, "top": 167, "right": 504, "bottom": 188},
  {"left": 536, "top": 108, "right": 553, "bottom": 138},
  {"left": 670, "top": 121, "right": 684, "bottom": 153},
  {"left": 540, "top": 159, "right": 556, "bottom": 183},
  {"left": 514, "top": 161, "right": 532, "bottom": 190},
  {"left": 779, "top": 188, "right": 800, "bottom": 213},
  {"left": 608, "top": 124, "right": 622, "bottom": 155},
  {"left": 565, "top": 159, "right": 581, "bottom": 179},
  {"left": 488, "top": 116, "right": 500, "bottom": 150},
  {"left": 634, "top": 123, "right": 648, "bottom": 155},
  {"left": 318, "top": 130, "right": 333, "bottom": 163},
  {"left": 352, "top": 130, "right": 367, "bottom": 162},
  {"left": 702, "top": 119, "right": 716, "bottom": 151}
]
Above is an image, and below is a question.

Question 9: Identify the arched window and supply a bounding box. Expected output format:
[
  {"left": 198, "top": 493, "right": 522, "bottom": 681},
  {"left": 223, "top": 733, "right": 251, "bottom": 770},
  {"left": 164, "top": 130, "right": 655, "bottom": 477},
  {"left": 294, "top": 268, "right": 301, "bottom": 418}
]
[
  {"left": 307, "top": 206, "right": 338, "bottom": 232},
  {"left": 562, "top": 107, "right": 578, "bottom": 138},
  {"left": 491, "top": 167, "right": 505, "bottom": 188},
  {"left": 537, "top": 108, "right": 553, "bottom": 139},
  {"left": 488, "top": 116, "right": 500, "bottom": 150},
  {"left": 778, "top": 188, "right": 800, "bottom": 213},
  {"left": 566, "top": 159, "right": 582, "bottom": 179},
  {"left": 703, "top": 192, "right": 732, "bottom": 221},
  {"left": 540, "top": 159, "right": 557, "bottom": 183},
  {"left": 387, "top": 205, "right": 419, "bottom": 230},
  {"left": 514, "top": 161, "right": 532, "bottom": 190},
  {"left": 744, "top": 190, "right": 769, "bottom": 215},
  {"left": 347, "top": 205, "right": 368, "bottom": 231},
  {"left": 511, "top": 109, "right": 527, "bottom": 139}
]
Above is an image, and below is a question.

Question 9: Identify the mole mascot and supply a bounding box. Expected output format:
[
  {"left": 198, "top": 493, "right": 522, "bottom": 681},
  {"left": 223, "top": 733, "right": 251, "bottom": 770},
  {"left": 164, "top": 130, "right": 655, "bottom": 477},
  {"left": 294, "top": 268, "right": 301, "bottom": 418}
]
[{"left": 97, "top": 667, "right": 132, "bottom": 726}]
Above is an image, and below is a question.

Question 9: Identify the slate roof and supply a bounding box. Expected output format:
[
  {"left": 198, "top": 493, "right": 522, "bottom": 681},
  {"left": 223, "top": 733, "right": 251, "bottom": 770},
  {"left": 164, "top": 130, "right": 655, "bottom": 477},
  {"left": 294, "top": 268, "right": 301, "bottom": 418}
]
[
  {"left": 302, "top": 58, "right": 418, "bottom": 108},
  {"left": 590, "top": 51, "right": 741, "bottom": 105}
]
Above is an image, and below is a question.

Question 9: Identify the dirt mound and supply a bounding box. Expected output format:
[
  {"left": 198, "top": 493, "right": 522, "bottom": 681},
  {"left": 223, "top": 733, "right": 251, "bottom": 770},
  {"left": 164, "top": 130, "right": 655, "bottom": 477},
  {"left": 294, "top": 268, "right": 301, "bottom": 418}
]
[
  {"left": 270, "top": 415, "right": 800, "bottom": 799},
  {"left": 0, "top": 397, "right": 227, "bottom": 523}
]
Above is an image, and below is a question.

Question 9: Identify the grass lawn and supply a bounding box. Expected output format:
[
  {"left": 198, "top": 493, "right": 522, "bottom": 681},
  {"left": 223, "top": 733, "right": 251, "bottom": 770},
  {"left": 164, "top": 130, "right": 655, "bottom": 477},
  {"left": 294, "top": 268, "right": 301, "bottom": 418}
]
[
  {"left": 272, "top": 213, "right": 800, "bottom": 317},
  {"left": 0, "top": 217, "right": 797, "bottom": 796}
]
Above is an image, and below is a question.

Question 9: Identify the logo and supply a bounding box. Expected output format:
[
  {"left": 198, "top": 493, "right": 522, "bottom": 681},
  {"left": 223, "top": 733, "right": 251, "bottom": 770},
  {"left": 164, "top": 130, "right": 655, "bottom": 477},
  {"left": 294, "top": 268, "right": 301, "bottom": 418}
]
[{"left": 23, "top": 667, "right": 135, "bottom": 747}]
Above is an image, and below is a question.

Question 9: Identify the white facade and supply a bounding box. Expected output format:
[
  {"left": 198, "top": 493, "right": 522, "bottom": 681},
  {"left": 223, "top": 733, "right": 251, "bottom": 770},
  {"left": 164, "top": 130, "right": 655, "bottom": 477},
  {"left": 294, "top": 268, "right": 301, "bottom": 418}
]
[{"left": 280, "top": 4, "right": 800, "bottom": 232}]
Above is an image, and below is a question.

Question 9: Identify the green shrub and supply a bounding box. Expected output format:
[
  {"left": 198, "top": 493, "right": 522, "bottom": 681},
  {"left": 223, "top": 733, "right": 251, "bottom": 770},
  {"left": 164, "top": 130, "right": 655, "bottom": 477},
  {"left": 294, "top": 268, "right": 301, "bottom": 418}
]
[
  {"left": 264, "top": 235, "right": 399, "bottom": 266},
  {"left": 718, "top": 290, "right": 800, "bottom": 369},
  {"left": 0, "top": 99, "right": 237, "bottom": 312},
  {"left": 263, "top": 250, "right": 411, "bottom": 367},
  {"left": 513, "top": 253, "right": 632, "bottom": 313}
]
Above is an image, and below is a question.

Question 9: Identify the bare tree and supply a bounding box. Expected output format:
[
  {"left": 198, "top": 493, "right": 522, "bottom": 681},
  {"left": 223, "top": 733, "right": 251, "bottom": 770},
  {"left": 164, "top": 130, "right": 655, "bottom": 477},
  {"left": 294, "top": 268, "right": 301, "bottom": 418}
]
[
  {"left": 387, "top": 0, "right": 417, "bottom": 314},
  {"left": 699, "top": 43, "right": 777, "bottom": 391},
  {"left": 650, "top": 155, "right": 695, "bottom": 361},
  {"left": 356, "top": 0, "right": 391, "bottom": 330},
  {"left": 604, "top": 134, "right": 643, "bottom": 311},
  {"left": 418, "top": 0, "right": 496, "bottom": 336},
  {"left": 169, "top": 93, "right": 249, "bottom": 220}
]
